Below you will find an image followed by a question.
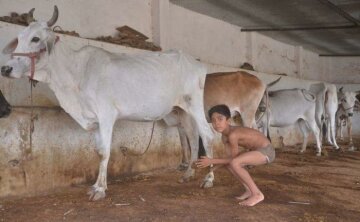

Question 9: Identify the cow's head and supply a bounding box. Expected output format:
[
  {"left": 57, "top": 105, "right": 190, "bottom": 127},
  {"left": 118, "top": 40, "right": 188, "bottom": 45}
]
[
  {"left": 0, "top": 90, "right": 11, "bottom": 118},
  {"left": 338, "top": 87, "right": 359, "bottom": 117},
  {"left": 1, "top": 6, "right": 58, "bottom": 80}
]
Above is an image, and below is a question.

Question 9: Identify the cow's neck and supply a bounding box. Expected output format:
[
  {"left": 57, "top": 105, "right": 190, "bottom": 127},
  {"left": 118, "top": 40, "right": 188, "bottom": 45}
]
[
  {"left": 42, "top": 41, "right": 97, "bottom": 130},
  {"left": 44, "top": 42, "right": 87, "bottom": 87}
]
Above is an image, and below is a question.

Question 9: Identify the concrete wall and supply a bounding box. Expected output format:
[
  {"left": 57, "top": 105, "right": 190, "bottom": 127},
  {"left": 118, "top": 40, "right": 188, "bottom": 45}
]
[
  {"left": 0, "top": 108, "right": 180, "bottom": 197},
  {"left": 0, "top": 0, "right": 359, "bottom": 198},
  {"left": 322, "top": 57, "right": 360, "bottom": 84}
]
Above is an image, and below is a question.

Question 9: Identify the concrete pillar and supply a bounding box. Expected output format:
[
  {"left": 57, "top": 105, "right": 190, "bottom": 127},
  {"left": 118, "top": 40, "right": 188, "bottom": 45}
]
[
  {"left": 151, "top": 0, "right": 169, "bottom": 50},
  {"left": 245, "top": 32, "right": 256, "bottom": 69}
]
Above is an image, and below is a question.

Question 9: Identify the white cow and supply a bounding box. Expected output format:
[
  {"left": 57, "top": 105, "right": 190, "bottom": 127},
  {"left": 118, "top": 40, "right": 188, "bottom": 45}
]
[
  {"left": 258, "top": 89, "right": 322, "bottom": 156},
  {"left": 309, "top": 83, "right": 339, "bottom": 150},
  {"left": 1, "top": 6, "right": 214, "bottom": 200},
  {"left": 336, "top": 87, "right": 360, "bottom": 151}
]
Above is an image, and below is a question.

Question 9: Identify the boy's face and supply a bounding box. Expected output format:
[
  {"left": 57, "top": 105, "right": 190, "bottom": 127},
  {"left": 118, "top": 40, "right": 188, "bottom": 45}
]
[{"left": 210, "top": 112, "right": 230, "bottom": 133}]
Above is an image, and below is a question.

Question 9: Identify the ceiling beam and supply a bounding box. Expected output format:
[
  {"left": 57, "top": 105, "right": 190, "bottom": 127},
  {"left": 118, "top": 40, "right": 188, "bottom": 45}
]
[
  {"left": 319, "top": 54, "right": 360, "bottom": 57},
  {"left": 241, "top": 24, "right": 358, "bottom": 32},
  {"left": 242, "top": 0, "right": 360, "bottom": 32},
  {"left": 317, "top": 0, "right": 360, "bottom": 25}
]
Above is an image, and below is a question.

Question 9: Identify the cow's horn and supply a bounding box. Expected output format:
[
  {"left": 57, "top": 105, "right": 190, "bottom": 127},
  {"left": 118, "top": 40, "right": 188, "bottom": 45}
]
[
  {"left": 26, "top": 8, "right": 35, "bottom": 25},
  {"left": 47, "top": 5, "right": 58, "bottom": 27}
]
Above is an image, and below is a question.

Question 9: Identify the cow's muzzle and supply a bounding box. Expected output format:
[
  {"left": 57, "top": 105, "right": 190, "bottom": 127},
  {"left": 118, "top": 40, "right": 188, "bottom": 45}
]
[{"left": 1, "top": 66, "right": 12, "bottom": 77}]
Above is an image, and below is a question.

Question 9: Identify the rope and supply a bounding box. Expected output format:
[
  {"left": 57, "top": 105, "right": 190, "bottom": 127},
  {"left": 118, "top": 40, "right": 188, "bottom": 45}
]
[
  {"left": 119, "top": 121, "right": 156, "bottom": 156},
  {"left": 29, "top": 80, "right": 36, "bottom": 157}
]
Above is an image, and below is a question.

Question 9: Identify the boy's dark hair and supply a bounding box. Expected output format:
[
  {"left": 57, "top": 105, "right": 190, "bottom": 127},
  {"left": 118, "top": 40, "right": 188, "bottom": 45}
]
[{"left": 208, "top": 104, "right": 231, "bottom": 119}]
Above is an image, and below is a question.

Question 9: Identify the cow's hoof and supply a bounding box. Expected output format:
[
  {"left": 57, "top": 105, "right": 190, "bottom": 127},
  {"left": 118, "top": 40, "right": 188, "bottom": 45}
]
[
  {"left": 348, "top": 146, "right": 355, "bottom": 151},
  {"left": 88, "top": 187, "right": 106, "bottom": 201},
  {"left": 177, "top": 163, "right": 189, "bottom": 171},
  {"left": 200, "top": 180, "right": 213, "bottom": 189},
  {"left": 178, "top": 176, "right": 191, "bottom": 184},
  {"left": 322, "top": 150, "right": 329, "bottom": 157},
  {"left": 316, "top": 152, "right": 321, "bottom": 157}
]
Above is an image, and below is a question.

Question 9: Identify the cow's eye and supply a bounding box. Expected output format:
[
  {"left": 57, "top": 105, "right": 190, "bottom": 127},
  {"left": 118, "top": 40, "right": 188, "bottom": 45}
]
[{"left": 31, "top": 37, "right": 40, "bottom": 43}]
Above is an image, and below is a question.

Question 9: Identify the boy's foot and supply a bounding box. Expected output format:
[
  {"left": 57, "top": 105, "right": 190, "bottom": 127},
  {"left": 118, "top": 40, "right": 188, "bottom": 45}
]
[
  {"left": 239, "top": 192, "right": 264, "bottom": 206},
  {"left": 235, "top": 191, "right": 252, "bottom": 200}
]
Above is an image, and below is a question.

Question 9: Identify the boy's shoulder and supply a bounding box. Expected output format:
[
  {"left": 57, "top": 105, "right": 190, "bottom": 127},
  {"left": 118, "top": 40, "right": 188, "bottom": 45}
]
[
  {"left": 228, "top": 126, "right": 245, "bottom": 137},
  {"left": 230, "top": 126, "right": 248, "bottom": 133},
  {"left": 228, "top": 126, "right": 255, "bottom": 138}
]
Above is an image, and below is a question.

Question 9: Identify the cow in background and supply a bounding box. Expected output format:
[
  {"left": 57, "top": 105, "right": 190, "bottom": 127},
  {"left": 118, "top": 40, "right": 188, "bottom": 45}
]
[
  {"left": 257, "top": 88, "right": 322, "bottom": 156},
  {"left": 336, "top": 87, "right": 360, "bottom": 151},
  {"left": 309, "top": 83, "right": 340, "bottom": 150},
  {"left": 1, "top": 6, "right": 214, "bottom": 200}
]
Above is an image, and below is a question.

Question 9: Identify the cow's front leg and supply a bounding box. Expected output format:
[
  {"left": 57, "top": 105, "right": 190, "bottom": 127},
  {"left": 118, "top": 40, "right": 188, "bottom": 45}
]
[
  {"left": 307, "top": 119, "right": 322, "bottom": 156},
  {"left": 347, "top": 118, "right": 355, "bottom": 151},
  {"left": 338, "top": 120, "right": 344, "bottom": 141},
  {"left": 88, "top": 116, "right": 115, "bottom": 201}
]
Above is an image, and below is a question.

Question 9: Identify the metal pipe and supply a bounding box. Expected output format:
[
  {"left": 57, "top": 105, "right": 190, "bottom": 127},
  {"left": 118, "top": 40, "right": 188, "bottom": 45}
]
[{"left": 12, "top": 106, "right": 62, "bottom": 110}]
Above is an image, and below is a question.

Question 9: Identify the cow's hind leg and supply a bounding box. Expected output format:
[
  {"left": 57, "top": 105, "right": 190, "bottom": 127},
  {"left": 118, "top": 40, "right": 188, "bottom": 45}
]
[
  {"left": 88, "top": 114, "right": 116, "bottom": 201},
  {"left": 327, "top": 116, "right": 340, "bottom": 150},
  {"left": 163, "top": 111, "right": 190, "bottom": 170},
  {"left": 241, "top": 110, "right": 257, "bottom": 128},
  {"left": 177, "top": 112, "right": 200, "bottom": 183},
  {"left": 178, "top": 126, "right": 191, "bottom": 170},
  {"left": 186, "top": 99, "right": 214, "bottom": 188},
  {"left": 298, "top": 119, "right": 310, "bottom": 154},
  {"left": 307, "top": 119, "right": 322, "bottom": 156}
]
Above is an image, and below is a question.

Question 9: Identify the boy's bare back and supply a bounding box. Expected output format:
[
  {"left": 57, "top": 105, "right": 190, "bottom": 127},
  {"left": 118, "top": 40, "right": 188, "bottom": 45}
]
[{"left": 223, "top": 126, "right": 270, "bottom": 151}]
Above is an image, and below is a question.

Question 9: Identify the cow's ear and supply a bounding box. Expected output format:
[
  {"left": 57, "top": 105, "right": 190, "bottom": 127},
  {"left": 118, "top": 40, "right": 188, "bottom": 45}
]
[
  {"left": 339, "top": 87, "right": 344, "bottom": 93},
  {"left": 355, "top": 91, "right": 360, "bottom": 101},
  {"left": 2, "top": 38, "right": 18, "bottom": 54}
]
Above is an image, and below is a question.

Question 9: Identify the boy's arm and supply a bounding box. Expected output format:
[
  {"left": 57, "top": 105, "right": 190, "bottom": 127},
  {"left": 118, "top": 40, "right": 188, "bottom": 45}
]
[
  {"left": 196, "top": 156, "right": 231, "bottom": 168},
  {"left": 197, "top": 135, "right": 239, "bottom": 168}
]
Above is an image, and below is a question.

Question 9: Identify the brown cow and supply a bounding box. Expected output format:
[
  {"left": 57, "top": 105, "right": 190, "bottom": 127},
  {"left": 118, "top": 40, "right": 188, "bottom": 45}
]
[
  {"left": 204, "top": 71, "right": 266, "bottom": 127},
  {"left": 171, "top": 71, "right": 279, "bottom": 188}
]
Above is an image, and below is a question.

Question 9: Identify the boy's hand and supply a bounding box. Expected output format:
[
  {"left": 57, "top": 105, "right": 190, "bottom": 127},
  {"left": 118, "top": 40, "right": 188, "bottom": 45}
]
[{"left": 196, "top": 156, "right": 212, "bottom": 168}]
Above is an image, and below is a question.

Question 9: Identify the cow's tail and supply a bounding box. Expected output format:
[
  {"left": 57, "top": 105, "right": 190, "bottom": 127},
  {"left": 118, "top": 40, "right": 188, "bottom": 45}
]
[
  {"left": 267, "top": 77, "right": 282, "bottom": 88},
  {"left": 262, "top": 77, "right": 281, "bottom": 142},
  {"left": 265, "top": 88, "right": 271, "bottom": 142},
  {"left": 321, "top": 90, "right": 329, "bottom": 141}
]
